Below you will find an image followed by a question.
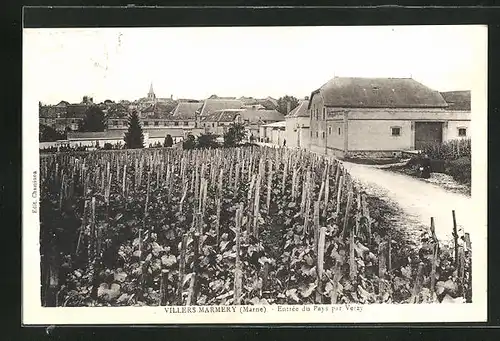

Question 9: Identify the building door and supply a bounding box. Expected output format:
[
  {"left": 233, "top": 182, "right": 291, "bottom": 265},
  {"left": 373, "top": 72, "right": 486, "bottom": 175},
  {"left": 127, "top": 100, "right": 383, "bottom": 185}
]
[{"left": 414, "top": 122, "right": 443, "bottom": 150}]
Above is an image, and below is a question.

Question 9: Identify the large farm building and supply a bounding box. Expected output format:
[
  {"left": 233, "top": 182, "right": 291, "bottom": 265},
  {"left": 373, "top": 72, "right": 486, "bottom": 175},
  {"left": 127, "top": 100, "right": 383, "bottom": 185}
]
[{"left": 306, "top": 77, "right": 471, "bottom": 158}]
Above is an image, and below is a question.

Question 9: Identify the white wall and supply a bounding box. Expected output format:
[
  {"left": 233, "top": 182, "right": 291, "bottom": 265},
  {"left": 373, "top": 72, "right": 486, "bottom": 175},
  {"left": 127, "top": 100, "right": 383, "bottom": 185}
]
[
  {"left": 445, "top": 120, "right": 471, "bottom": 141},
  {"left": 347, "top": 120, "right": 413, "bottom": 151}
]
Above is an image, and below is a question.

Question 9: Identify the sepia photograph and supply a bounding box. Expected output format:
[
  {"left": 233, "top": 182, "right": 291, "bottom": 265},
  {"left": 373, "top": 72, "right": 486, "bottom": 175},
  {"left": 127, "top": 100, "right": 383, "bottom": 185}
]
[{"left": 23, "top": 24, "right": 487, "bottom": 324}]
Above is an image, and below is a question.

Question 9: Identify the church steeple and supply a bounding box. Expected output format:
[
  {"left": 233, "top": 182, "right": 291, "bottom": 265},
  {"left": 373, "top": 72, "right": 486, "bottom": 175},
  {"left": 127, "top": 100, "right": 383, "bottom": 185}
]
[{"left": 147, "top": 82, "right": 156, "bottom": 100}]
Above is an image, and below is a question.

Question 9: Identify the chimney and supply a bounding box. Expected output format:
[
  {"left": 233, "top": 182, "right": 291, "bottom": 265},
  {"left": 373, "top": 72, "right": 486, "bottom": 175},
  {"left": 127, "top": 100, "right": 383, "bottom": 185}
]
[{"left": 286, "top": 101, "right": 291, "bottom": 114}]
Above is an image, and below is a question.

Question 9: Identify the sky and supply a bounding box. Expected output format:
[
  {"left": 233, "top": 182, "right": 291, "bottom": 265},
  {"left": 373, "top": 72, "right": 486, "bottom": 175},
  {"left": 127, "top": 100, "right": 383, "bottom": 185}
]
[{"left": 23, "top": 25, "right": 487, "bottom": 105}]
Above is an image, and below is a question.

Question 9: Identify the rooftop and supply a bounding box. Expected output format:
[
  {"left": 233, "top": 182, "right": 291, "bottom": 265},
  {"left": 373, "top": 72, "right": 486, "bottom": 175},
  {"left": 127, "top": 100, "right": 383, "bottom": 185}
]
[
  {"left": 309, "top": 77, "right": 448, "bottom": 108},
  {"left": 286, "top": 99, "right": 310, "bottom": 118},
  {"left": 440, "top": 91, "right": 471, "bottom": 111}
]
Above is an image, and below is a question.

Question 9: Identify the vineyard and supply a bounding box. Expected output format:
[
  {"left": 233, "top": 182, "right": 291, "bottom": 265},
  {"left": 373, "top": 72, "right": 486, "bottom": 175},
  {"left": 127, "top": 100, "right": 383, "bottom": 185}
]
[{"left": 39, "top": 146, "right": 472, "bottom": 307}]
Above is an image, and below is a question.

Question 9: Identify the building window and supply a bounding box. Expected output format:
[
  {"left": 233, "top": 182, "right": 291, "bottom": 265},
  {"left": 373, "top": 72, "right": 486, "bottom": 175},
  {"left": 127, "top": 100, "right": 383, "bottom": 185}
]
[
  {"left": 112, "top": 120, "right": 118, "bottom": 126},
  {"left": 458, "top": 127, "right": 467, "bottom": 137},
  {"left": 322, "top": 108, "right": 326, "bottom": 120},
  {"left": 316, "top": 131, "right": 318, "bottom": 138},
  {"left": 391, "top": 126, "right": 401, "bottom": 136},
  {"left": 143, "top": 121, "right": 149, "bottom": 126},
  {"left": 164, "top": 121, "right": 168, "bottom": 126},
  {"left": 322, "top": 131, "right": 325, "bottom": 139},
  {"left": 328, "top": 127, "right": 332, "bottom": 135},
  {"left": 338, "top": 127, "right": 341, "bottom": 135},
  {"left": 212, "top": 123, "right": 215, "bottom": 127},
  {"left": 174, "top": 121, "right": 179, "bottom": 126},
  {"left": 184, "top": 121, "right": 189, "bottom": 126},
  {"left": 154, "top": 121, "right": 159, "bottom": 126}
]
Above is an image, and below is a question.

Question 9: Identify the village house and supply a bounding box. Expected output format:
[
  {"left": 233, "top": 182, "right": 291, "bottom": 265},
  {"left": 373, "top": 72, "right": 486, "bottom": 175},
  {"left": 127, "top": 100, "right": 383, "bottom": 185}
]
[
  {"left": 198, "top": 109, "right": 245, "bottom": 135},
  {"left": 260, "top": 121, "right": 286, "bottom": 145},
  {"left": 238, "top": 108, "right": 284, "bottom": 139},
  {"left": 197, "top": 98, "right": 244, "bottom": 117},
  {"left": 284, "top": 98, "right": 310, "bottom": 149},
  {"left": 308, "top": 77, "right": 471, "bottom": 158},
  {"left": 39, "top": 96, "right": 94, "bottom": 132}
]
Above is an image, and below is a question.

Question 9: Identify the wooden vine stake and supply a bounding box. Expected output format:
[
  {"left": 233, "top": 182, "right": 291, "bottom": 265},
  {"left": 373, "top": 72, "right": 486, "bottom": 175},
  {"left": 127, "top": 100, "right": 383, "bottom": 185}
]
[
  {"left": 313, "top": 201, "right": 320, "bottom": 254},
  {"left": 122, "top": 164, "right": 127, "bottom": 196},
  {"left": 329, "top": 260, "right": 342, "bottom": 304},
  {"left": 361, "top": 194, "right": 372, "bottom": 244},
  {"left": 336, "top": 175, "right": 344, "bottom": 223},
  {"left": 378, "top": 241, "right": 386, "bottom": 297},
  {"left": 452, "top": 210, "right": 459, "bottom": 268},
  {"left": 188, "top": 232, "right": 200, "bottom": 306},
  {"left": 342, "top": 190, "right": 354, "bottom": 239},
  {"left": 233, "top": 206, "right": 243, "bottom": 305},
  {"left": 266, "top": 159, "right": 273, "bottom": 213},
  {"left": 253, "top": 173, "right": 261, "bottom": 238},
  {"left": 215, "top": 169, "right": 223, "bottom": 243},
  {"left": 316, "top": 226, "right": 326, "bottom": 304},
  {"left": 177, "top": 234, "right": 188, "bottom": 305},
  {"left": 349, "top": 216, "right": 356, "bottom": 281},
  {"left": 75, "top": 200, "right": 88, "bottom": 256},
  {"left": 323, "top": 168, "right": 330, "bottom": 216},
  {"left": 429, "top": 217, "right": 438, "bottom": 301},
  {"left": 179, "top": 182, "right": 188, "bottom": 214},
  {"left": 246, "top": 174, "right": 257, "bottom": 237},
  {"left": 410, "top": 262, "right": 425, "bottom": 304}
]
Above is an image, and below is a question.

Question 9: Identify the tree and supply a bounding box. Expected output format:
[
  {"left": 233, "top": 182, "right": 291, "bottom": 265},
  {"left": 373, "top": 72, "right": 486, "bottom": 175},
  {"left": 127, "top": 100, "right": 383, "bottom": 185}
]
[
  {"left": 39, "top": 124, "right": 66, "bottom": 142},
  {"left": 123, "top": 111, "right": 144, "bottom": 149},
  {"left": 164, "top": 134, "right": 173, "bottom": 147},
  {"left": 182, "top": 134, "right": 196, "bottom": 150},
  {"left": 224, "top": 123, "right": 247, "bottom": 147},
  {"left": 277, "top": 95, "right": 299, "bottom": 115},
  {"left": 78, "top": 106, "right": 107, "bottom": 132},
  {"left": 197, "top": 132, "right": 219, "bottom": 149}
]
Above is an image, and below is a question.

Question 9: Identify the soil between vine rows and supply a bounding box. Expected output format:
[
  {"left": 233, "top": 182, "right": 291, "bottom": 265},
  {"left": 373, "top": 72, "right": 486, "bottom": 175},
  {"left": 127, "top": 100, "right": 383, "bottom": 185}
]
[{"left": 39, "top": 146, "right": 471, "bottom": 306}]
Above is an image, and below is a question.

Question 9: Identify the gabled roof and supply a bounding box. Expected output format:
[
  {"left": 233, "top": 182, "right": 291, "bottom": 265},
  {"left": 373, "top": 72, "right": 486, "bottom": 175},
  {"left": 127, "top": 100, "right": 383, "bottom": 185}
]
[
  {"left": 198, "top": 99, "right": 244, "bottom": 116},
  {"left": 440, "top": 91, "right": 471, "bottom": 111},
  {"left": 172, "top": 102, "right": 203, "bottom": 119},
  {"left": 199, "top": 109, "right": 243, "bottom": 123},
  {"left": 286, "top": 99, "right": 310, "bottom": 118},
  {"left": 239, "top": 109, "right": 284, "bottom": 123},
  {"left": 309, "top": 77, "right": 448, "bottom": 109}
]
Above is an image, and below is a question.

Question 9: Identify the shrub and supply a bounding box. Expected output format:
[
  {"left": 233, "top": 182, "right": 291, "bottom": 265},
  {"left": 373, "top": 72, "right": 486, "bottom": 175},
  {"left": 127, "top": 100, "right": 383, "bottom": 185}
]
[
  {"left": 445, "top": 157, "right": 471, "bottom": 185},
  {"left": 197, "top": 133, "right": 219, "bottom": 149},
  {"left": 182, "top": 134, "right": 196, "bottom": 150},
  {"left": 223, "top": 123, "right": 246, "bottom": 147},
  {"left": 421, "top": 139, "right": 471, "bottom": 161},
  {"left": 164, "top": 134, "right": 173, "bottom": 148}
]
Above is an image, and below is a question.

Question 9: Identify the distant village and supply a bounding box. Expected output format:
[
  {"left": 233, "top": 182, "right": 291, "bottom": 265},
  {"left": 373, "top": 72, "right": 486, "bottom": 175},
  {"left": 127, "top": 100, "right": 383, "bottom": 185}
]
[{"left": 39, "top": 77, "right": 471, "bottom": 158}]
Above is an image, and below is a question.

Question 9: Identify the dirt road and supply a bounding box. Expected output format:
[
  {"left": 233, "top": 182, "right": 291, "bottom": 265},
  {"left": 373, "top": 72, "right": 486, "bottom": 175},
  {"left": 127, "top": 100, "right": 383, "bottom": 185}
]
[{"left": 341, "top": 161, "right": 473, "bottom": 242}]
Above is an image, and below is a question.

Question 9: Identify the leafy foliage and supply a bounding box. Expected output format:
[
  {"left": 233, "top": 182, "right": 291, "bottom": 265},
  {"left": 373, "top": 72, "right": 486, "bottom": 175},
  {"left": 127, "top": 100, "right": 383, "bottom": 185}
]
[
  {"left": 39, "top": 124, "right": 66, "bottom": 142},
  {"left": 78, "top": 106, "right": 107, "bottom": 132},
  {"left": 163, "top": 134, "right": 174, "bottom": 148},
  {"left": 123, "top": 111, "right": 144, "bottom": 149},
  {"left": 39, "top": 146, "right": 472, "bottom": 307},
  {"left": 197, "top": 133, "right": 219, "bottom": 149},
  {"left": 182, "top": 134, "right": 196, "bottom": 150},
  {"left": 223, "top": 123, "right": 246, "bottom": 147},
  {"left": 421, "top": 138, "right": 471, "bottom": 160},
  {"left": 277, "top": 95, "right": 299, "bottom": 115}
]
